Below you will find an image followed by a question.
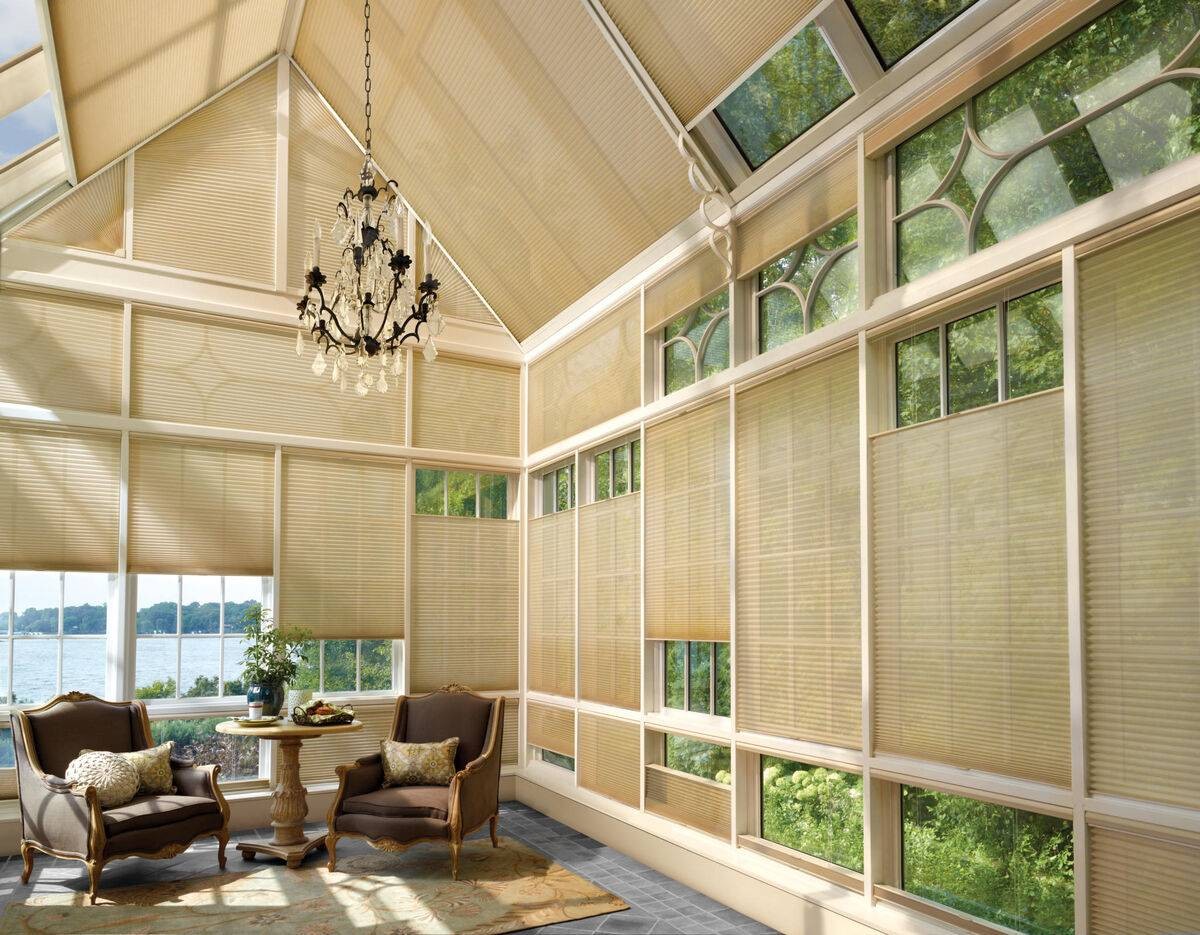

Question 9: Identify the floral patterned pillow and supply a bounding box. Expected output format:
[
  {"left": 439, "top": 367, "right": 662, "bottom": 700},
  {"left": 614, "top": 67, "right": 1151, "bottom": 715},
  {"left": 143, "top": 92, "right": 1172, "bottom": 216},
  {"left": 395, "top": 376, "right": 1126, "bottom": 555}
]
[
  {"left": 381, "top": 737, "right": 459, "bottom": 787},
  {"left": 82, "top": 741, "right": 175, "bottom": 795}
]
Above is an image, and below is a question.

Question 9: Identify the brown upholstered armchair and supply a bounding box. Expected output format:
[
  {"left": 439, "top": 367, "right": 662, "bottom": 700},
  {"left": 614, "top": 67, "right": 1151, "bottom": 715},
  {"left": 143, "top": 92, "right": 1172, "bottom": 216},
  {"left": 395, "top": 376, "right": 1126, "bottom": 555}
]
[
  {"left": 11, "top": 692, "right": 230, "bottom": 904},
  {"left": 326, "top": 686, "right": 504, "bottom": 879}
]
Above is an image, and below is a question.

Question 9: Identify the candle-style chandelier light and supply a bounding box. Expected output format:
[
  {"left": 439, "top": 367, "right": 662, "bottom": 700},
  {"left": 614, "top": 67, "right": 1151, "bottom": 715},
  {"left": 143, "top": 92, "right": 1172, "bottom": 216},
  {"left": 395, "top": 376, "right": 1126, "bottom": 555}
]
[{"left": 296, "top": 0, "right": 443, "bottom": 396}]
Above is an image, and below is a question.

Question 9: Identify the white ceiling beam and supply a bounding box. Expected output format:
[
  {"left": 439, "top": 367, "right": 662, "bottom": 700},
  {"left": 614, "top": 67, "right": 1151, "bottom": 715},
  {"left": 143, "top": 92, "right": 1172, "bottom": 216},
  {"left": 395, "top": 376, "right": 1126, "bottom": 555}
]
[
  {"left": 818, "top": 0, "right": 885, "bottom": 94},
  {"left": 279, "top": 0, "right": 307, "bottom": 55},
  {"left": 33, "top": 0, "right": 75, "bottom": 185}
]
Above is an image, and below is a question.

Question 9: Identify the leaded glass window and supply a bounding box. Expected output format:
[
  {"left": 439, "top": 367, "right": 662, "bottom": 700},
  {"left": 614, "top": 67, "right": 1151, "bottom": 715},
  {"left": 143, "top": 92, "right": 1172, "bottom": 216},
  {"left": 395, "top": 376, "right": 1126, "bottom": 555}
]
[
  {"left": 756, "top": 214, "right": 859, "bottom": 353},
  {"left": 895, "top": 0, "right": 1200, "bottom": 285},
  {"left": 663, "top": 289, "right": 729, "bottom": 396}
]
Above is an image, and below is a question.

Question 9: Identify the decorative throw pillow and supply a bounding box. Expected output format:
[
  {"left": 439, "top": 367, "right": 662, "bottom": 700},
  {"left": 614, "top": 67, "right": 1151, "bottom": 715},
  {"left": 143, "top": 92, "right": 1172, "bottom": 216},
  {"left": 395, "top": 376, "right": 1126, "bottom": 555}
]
[
  {"left": 381, "top": 737, "right": 460, "bottom": 787},
  {"left": 81, "top": 741, "right": 175, "bottom": 795},
  {"left": 64, "top": 751, "right": 139, "bottom": 808}
]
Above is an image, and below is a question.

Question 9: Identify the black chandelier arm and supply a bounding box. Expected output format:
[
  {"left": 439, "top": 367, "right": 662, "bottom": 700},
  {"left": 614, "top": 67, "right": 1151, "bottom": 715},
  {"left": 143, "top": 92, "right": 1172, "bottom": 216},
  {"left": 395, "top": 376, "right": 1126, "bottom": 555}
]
[{"left": 312, "top": 291, "right": 360, "bottom": 346}]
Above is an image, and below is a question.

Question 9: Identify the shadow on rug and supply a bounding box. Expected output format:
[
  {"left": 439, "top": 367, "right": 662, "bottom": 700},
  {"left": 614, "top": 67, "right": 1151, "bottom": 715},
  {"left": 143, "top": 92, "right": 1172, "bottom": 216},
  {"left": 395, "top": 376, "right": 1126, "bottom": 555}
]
[{"left": 2, "top": 836, "right": 627, "bottom": 934}]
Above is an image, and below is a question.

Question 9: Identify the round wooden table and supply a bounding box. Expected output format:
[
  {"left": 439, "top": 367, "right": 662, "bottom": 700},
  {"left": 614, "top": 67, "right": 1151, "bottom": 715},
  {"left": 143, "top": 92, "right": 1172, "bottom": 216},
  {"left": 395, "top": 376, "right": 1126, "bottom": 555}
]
[{"left": 216, "top": 718, "right": 363, "bottom": 868}]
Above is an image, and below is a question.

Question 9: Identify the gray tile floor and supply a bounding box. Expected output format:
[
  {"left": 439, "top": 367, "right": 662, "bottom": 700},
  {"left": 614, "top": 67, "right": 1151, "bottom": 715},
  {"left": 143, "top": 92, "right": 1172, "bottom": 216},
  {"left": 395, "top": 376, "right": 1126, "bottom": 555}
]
[{"left": 0, "top": 802, "right": 777, "bottom": 934}]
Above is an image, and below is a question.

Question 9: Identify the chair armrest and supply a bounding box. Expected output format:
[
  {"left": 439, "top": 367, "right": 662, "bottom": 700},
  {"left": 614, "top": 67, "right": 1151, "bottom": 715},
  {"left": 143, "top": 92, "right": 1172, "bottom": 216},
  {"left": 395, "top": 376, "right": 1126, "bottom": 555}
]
[
  {"left": 170, "top": 755, "right": 196, "bottom": 769},
  {"left": 328, "top": 756, "right": 384, "bottom": 823},
  {"left": 451, "top": 747, "right": 501, "bottom": 833},
  {"left": 41, "top": 773, "right": 76, "bottom": 794},
  {"left": 18, "top": 775, "right": 99, "bottom": 855},
  {"left": 173, "top": 763, "right": 219, "bottom": 799}
]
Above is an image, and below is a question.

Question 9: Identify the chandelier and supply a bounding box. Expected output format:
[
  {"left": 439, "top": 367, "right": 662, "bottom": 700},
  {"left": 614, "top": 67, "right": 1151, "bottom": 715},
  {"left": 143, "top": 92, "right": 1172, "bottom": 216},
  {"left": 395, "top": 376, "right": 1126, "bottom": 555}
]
[{"left": 296, "top": 0, "right": 443, "bottom": 396}]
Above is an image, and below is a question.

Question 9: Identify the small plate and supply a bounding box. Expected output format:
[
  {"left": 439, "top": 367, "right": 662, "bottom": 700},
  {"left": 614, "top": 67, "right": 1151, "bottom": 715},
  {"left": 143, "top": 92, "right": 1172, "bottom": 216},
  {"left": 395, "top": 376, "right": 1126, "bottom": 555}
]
[{"left": 231, "top": 715, "right": 281, "bottom": 726}]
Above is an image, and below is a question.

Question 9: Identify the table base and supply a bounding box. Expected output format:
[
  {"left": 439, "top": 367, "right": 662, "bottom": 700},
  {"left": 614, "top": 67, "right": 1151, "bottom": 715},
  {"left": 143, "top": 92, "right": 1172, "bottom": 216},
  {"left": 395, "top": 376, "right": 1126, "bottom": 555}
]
[{"left": 237, "top": 833, "right": 326, "bottom": 870}]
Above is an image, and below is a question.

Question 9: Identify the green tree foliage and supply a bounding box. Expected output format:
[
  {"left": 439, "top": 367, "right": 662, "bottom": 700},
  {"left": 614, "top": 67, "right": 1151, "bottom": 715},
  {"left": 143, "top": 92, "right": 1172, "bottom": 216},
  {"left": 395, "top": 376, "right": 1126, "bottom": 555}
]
[
  {"left": 415, "top": 468, "right": 446, "bottom": 515},
  {"left": 448, "top": 471, "right": 477, "bottom": 517},
  {"left": 902, "top": 787, "right": 1074, "bottom": 935},
  {"left": 850, "top": 0, "right": 980, "bottom": 67},
  {"left": 760, "top": 758, "right": 864, "bottom": 872},
  {"left": 1007, "top": 285, "right": 1064, "bottom": 398},
  {"left": 947, "top": 307, "right": 999, "bottom": 413},
  {"left": 664, "top": 291, "right": 729, "bottom": 395},
  {"left": 150, "top": 717, "right": 259, "bottom": 782},
  {"left": 14, "top": 603, "right": 108, "bottom": 635},
  {"left": 665, "top": 734, "right": 731, "bottom": 785},
  {"left": 134, "top": 599, "right": 258, "bottom": 635}
]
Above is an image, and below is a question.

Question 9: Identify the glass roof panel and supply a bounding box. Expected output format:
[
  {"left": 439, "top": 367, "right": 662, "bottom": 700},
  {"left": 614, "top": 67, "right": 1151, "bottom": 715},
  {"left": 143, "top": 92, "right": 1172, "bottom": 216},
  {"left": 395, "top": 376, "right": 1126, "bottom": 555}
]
[
  {"left": 0, "top": 0, "right": 41, "bottom": 61},
  {"left": 0, "top": 91, "right": 55, "bottom": 167},
  {"left": 848, "top": 0, "right": 982, "bottom": 69}
]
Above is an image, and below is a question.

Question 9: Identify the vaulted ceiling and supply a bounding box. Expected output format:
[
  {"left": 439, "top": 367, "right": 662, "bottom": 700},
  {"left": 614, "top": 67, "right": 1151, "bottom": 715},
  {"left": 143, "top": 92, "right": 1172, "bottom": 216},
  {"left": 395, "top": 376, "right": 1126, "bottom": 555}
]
[{"left": 39, "top": 0, "right": 807, "bottom": 342}]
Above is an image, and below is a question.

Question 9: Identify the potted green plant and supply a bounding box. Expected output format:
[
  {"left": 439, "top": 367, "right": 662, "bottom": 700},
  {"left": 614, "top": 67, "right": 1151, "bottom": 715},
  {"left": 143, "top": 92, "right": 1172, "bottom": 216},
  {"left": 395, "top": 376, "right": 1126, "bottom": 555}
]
[{"left": 240, "top": 606, "right": 310, "bottom": 717}]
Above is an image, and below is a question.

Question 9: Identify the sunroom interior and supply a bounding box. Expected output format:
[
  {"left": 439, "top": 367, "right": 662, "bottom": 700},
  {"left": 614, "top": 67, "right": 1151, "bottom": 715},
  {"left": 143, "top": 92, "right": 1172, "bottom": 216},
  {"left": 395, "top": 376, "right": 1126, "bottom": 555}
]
[{"left": 0, "top": 0, "right": 1197, "bottom": 933}]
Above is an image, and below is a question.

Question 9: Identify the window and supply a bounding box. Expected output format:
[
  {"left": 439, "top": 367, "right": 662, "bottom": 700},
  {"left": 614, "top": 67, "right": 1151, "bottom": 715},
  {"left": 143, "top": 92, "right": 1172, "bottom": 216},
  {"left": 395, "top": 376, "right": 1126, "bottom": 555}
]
[
  {"left": 714, "top": 22, "right": 854, "bottom": 169},
  {"left": 895, "top": 283, "right": 1063, "bottom": 427},
  {"left": 760, "top": 757, "right": 864, "bottom": 872},
  {"left": 848, "top": 0, "right": 982, "bottom": 68},
  {"left": 894, "top": 0, "right": 1200, "bottom": 285},
  {"left": 540, "top": 463, "right": 575, "bottom": 515},
  {"left": 537, "top": 748, "right": 575, "bottom": 771},
  {"left": 291, "top": 638, "right": 395, "bottom": 694},
  {"left": 664, "top": 641, "right": 730, "bottom": 717},
  {"left": 902, "top": 786, "right": 1074, "bottom": 935},
  {"left": 150, "top": 717, "right": 259, "bottom": 782},
  {"left": 134, "top": 574, "right": 263, "bottom": 700},
  {"left": 2, "top": 570, "right": 109, "bottom": 706},
  {"left": 593, "top": 438, "right": 640, "bottom": 502},
  {"left": 664, "top": 733, "right": 731, "bottom": 784},
  {"left": 415, "top": 467, "right": 509, "bottom": 519},
  {"left": 663, "top": 289, "right": 729, "bottom": 395},
  {"left": 0, "top": 93, "right": 56, "bottom": 168},
  {"left": 756, "top": 214, "right": 859, "bottom": 353}
]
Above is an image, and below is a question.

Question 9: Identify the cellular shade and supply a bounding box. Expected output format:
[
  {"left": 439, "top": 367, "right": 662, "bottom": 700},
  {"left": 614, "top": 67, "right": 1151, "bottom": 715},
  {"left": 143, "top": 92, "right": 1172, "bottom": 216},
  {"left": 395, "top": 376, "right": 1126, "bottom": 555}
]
[
  {"left": 410, "top": 355, "right": 519, "bottom": 457},
  {"left": 644, "top": 764, "right": 730, "bottom": 839},
  {"left": 526, "top": 701, "right": 575, "bottom": 758},
  {"left": 1080, "top": 213, "right": 1200, "bottom": 809},
  {"left": 599, "top": 0, "right": 820, "bottom": 124},
  {"left": 128, "top": 436, "right": 274, "bottom": 576},
  {"left": 132, "top": 66, "right": 276, "bottom": 284},
  {"left": 409, "top": 515, "right": 519, "bottom": 692},
  {"left": 424, "top": 240, "right": 498, "bottom": 326},
  {"left": 0, "top": 424, "right": 120, "bottom": 572},
  {"left": 578, "top": 495, "right": 641, "bottom": 711},
  {"left": 871, "top": 390, "right": 1070, "bottom": 785},
  {"left": 734, "top": 150, "right": 857, "bottom": 278},
  {"left": 645, "top": 400, "right": 730, "bottom": 642},
  {"left": 0, "top": 286, "right": 123, "bottom": 414},
  {"left": 502, "top": 700, "right": 519, "bottom": 766},
  {"left": 527, "top": 511, "right": 576, "bottom": 699},
  {"left": 279, "top": 451, "right": 405, "bottom": 639},
  {"left": 527, "top": 295, "right": 641, "bottom": 453},
  {"left": 736, "top": 350, "right": 860, "bottom": 748},
  {"left": 12, "top": 161, "right": 124, "bottom": 254},
  {"left": 297, "top": 701, "right": 397, "bottom": 785},
  {"left": 131, "top": 306, "right": 405, "bottom": 444},
  {"left": 1089, "top": 822, "right": 1200, "bottom": 935},
  {"left": 645, "top": 248, "right": 728, "bottom": 333},
  {"left": 578, "top": 712, "right": 640, "bottom": 808}
]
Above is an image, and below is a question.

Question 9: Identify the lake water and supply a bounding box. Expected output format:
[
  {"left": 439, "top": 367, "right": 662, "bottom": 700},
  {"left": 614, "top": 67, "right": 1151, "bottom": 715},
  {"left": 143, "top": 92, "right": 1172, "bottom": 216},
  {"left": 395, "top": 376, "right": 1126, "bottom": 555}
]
[{"left": 3, "top": 636, "right": 251, "bottom": 705}]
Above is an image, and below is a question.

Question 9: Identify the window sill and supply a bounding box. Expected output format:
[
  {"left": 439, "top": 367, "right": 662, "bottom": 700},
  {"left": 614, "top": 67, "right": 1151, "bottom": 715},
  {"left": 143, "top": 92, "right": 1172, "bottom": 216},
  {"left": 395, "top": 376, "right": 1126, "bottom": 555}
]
[
  {"left": 644, "top": 709, "right": 731, "bottom": 745},
  {"left": 737, "top": 834, "right": 863, "bottom": 891},
  {"left": 874, "top": 884, "right": 1020, "bottom": 935}
]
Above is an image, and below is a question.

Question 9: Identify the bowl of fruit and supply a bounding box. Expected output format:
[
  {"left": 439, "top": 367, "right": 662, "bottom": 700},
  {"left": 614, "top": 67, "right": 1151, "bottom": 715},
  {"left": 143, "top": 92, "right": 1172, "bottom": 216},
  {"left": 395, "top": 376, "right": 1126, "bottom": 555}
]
[{"left": 291, "top": 697, "right": 356, "bottom": 726}]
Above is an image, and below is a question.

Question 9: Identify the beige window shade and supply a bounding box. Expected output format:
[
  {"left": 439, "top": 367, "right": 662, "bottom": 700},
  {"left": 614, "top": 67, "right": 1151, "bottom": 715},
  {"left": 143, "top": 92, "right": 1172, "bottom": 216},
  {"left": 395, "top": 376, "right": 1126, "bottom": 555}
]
[
  {"left": 864, "top": 0, "right": 1112, "bottom": 156},
  {"left": 1089, "top": 823, "right": 1200, "bottom": 935},
  {"left": 132, "top": 66, "right": 276, "bottom": 284},
  {"left": 528, "top": 512, "right": 576, "bottom": 699},
  {"left": 871, "top": 390, "right": 1070, "bottom": 786},
  {"left": 578, "top": 712, "right": 640, "bottom": 808},
  {"left": 0, "top": 286, "right": 123, "bottom": 414},
  {"left": 502, "top": 699, "right": 519, "bottom": 766},
  {"left": 279, "top": 451, "right": 405, "bottom": 640},
  {"left": 645, "top": 399, "right": 730, "bottom": 643},
  {"left": 526, "top": 701, "right": 575, "bottom": 758},
  {"left": 425, "top": 240, "right": 498, "bottom": 326},
  {"left": 297, "top": 702, "right": 398, "bottom": 785},
  {"left": 644, "top": 764, "right": 730, "bottom": 839},
  {"left": 409, "top": 515, "right": 519, "bottom": 692},
  {"left": 645, "top": 248, "right": 728, "bottom": 333},
  {"left": 127, "top": 436, "right": 274, "bottom": 576},
  {"left": 131, "top": 306, "right": 405, "bottom": 444},
  {"left": 11, "top": 161, "right": 124, "bottom": 254},
  {"left": 599, "top": 0, "right": 819, "bottom": 124},
  {"left": 0, "top": 766, "right": 16, "bottom": 800},
  {"left": 411, "top": 355, "right": 519, "bottom": 457},
  {"left": 736, "top": 351, "right": 860, "bottom": 749},
  {"left": 735, "top": 151, "right": 857, "bottom": 278},
  {"left": 0, "top": 423, "right": 120, "bottom": 571},
  {"left": 579, "top": 495, "right": 641, "bottom": 711},
  {"left": 288, "top": 67, "right": 370, "bottom": 292},
  {"left": 1080, "top": 214, "right": 1200, "bottom": 809},
  {"left": 528, "top": 296, "right": 641, "bottom": 453}
]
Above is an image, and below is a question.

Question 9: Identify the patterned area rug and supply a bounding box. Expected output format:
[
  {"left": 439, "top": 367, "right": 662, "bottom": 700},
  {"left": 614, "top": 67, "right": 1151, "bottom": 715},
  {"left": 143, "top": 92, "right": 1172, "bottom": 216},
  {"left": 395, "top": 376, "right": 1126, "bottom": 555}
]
[{"left": 3, "top": 837, "right": 627, "bottom": 934}]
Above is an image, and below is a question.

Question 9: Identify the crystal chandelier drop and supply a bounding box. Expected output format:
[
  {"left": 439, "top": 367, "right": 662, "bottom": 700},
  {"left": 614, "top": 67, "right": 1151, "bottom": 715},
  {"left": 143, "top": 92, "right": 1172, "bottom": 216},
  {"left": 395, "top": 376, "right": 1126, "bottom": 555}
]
[{"left": 296, "top": 0, "right": 443, "bottom": 396}]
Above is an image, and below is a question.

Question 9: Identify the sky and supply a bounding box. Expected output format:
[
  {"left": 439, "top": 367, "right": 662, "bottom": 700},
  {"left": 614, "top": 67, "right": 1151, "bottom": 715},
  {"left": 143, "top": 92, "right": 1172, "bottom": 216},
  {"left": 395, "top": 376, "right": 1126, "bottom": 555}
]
[
  {"left": 0, "top": 0, "right": 40, "bottom": 61},
  {"left": 0, "top": 0, "right": 58, "bottom": 165}
]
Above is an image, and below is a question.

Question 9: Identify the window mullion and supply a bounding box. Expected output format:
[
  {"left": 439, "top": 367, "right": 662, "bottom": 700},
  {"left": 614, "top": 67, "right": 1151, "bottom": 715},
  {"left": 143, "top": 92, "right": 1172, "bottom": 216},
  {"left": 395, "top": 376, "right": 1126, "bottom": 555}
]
[
  {"left": 56, "top": 572, "right": 64, "bottom": 696},
  {"left": 175, "top": 575, "right": 183, "bottom": 700},
  {"left": 218, "top": 577, "right": 225, "bottom": 698},
  {"left": 938, "top": 322, "right": 949, "bottom": 417},
  {"left": 998, "top": 299, "right": 1009, "bottom": 403}
]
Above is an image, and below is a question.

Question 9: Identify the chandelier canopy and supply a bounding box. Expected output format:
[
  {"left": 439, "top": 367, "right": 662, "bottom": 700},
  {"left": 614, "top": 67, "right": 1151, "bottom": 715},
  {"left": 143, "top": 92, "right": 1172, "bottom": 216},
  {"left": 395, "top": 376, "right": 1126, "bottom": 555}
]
[{"left": 296, "top": 0, "right": 443, "bottom": 396}]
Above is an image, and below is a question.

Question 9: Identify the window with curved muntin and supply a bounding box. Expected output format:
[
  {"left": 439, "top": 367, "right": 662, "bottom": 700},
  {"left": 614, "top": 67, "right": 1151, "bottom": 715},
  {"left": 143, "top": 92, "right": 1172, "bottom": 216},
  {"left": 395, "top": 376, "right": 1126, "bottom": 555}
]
[
  {"left": 894, "top": 0, "right": 1200, "bottom": 286},
  {"left": 663, "top": 289, "right": 730, "bottom": 396}
]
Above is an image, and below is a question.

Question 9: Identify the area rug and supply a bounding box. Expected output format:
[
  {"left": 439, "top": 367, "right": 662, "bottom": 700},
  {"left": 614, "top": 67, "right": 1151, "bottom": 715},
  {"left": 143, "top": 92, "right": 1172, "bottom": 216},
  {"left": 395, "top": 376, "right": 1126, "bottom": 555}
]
[{"left": 2, "top": 837, "right": 627, "bottom": 934}]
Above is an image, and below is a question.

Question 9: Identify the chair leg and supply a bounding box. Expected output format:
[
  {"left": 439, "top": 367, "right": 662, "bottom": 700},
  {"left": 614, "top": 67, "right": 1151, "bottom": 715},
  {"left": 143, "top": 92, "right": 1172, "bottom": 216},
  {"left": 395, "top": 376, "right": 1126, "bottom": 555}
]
[
  {"left": 326, "top": 833, "right": 338, "bottom": 872},
  {"left": 216, "top": 830, "right": 229, "bottom": 870},
  {"left": 86, "top": 859, "right": 103, "bottom": 905},
  {"left": 450, "top": 841, "right": 461, "bottom": 881},
  {"left": 489, "top": 814, "right": 498, "bottom": 848},
  {"left": 19, "top": 842, "right": 33, "bottom": 885}
]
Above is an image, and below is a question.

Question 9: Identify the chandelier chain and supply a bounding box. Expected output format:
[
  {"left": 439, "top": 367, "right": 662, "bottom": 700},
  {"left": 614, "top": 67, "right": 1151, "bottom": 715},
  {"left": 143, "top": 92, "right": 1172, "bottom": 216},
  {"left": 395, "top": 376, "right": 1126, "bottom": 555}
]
[{"left": 363, "top": 0, "right": 373, "bottom": 157}]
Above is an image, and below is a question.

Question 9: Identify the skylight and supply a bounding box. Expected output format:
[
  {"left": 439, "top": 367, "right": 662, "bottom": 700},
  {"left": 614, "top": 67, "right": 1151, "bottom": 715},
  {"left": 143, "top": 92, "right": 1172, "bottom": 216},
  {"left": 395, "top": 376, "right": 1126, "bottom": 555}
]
[
  {"left": 0, "top": 0, "right": 41, "bottom": 61},
  {"left": 848, "top": 0, "right": 982, "bottom": 68},
  {"left": 714, "top": 22, "right": 854, "bottom": 170},
  {"left": 0, "top": 92, "right": 55, "bottom": 166}
]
